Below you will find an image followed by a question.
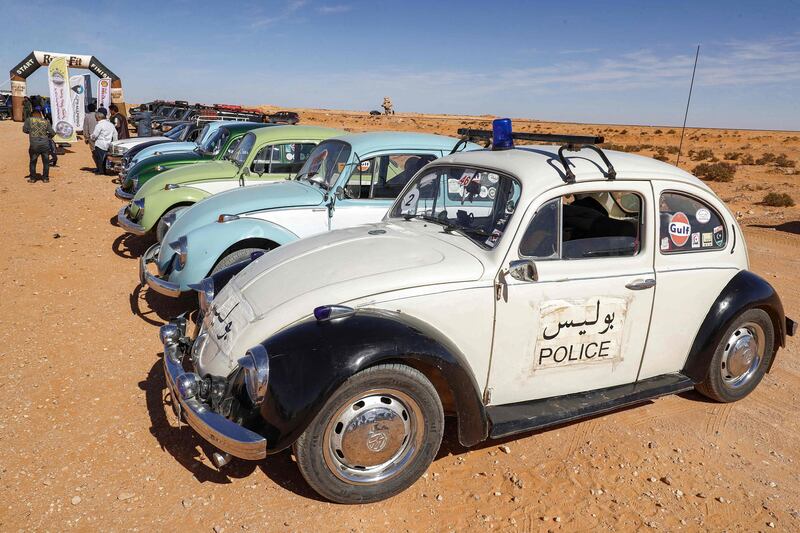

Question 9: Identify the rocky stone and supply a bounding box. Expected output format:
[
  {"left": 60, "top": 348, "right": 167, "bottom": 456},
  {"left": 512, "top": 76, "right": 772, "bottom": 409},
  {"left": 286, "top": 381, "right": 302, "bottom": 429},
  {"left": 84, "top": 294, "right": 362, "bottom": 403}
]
[
  {"left": 499, "top": 445, "right": 511, "bottom": 454},
  {"left": 117, "top": 492, "right": 135, "bottom": 501},
  {"left": 71, "top": 496, "right": 81, "bottom": 506}
]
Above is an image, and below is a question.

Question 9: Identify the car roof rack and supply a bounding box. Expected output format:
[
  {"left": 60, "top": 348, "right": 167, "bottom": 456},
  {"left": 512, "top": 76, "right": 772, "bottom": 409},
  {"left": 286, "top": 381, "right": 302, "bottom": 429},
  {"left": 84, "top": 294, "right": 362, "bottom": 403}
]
[{"left": 453, "top": 128, "right": 615, "bottom": 183}]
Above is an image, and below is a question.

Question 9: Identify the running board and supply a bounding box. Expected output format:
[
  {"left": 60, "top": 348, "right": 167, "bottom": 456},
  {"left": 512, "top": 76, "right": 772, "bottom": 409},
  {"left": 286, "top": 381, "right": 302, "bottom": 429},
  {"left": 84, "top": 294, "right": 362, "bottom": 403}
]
[{"left": 487, "top": 373, "right": 695, "bottom": 439}]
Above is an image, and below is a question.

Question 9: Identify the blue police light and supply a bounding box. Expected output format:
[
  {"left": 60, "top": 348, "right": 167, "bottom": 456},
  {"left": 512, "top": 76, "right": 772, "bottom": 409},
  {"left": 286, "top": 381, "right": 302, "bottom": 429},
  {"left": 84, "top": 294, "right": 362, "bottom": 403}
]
[{"left": 492, "top": 118, "right": 514, "bottom": 150}]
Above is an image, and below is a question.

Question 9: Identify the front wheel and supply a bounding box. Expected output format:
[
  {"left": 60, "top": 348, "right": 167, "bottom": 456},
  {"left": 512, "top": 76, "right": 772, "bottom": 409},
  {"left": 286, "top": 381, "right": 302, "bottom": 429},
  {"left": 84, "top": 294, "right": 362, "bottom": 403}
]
[
  {"left": 696, "top": 308, "right": 775, "bottom": 402},
  {"left": 293, "top": 364, "right": 444, "bottom": 504},
  {"left": 156, "top": 206, "right": 190, "bottom": 243},
  {"left": 210, "top": 247, "right": 269, "bottom": 276}
]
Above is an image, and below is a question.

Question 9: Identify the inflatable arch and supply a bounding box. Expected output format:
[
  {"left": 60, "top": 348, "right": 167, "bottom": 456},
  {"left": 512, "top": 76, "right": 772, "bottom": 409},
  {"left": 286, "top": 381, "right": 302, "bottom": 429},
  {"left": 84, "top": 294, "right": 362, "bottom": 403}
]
[{"left": 9, "top": 51, "right": 125, "bottom": 122}]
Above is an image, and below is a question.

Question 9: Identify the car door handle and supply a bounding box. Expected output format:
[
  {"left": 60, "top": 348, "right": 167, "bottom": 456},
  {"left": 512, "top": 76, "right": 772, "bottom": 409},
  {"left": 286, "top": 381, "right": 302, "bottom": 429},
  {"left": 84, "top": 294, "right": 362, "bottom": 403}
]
[{"left": 626, "top": 278, "right": 656, "bottom": 290}]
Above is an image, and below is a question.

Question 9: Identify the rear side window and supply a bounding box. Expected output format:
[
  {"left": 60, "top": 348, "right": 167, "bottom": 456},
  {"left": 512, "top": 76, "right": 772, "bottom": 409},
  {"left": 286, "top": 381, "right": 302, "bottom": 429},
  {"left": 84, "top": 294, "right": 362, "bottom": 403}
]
[
  {"left": 659, "top": 192, "right": 726, "bottom": 253},
  {"left": 520, "top": 191, "right": 643, "bottom": 259},
  {"left": 346, "top": 153, "right": 436, "bottom": 199}
]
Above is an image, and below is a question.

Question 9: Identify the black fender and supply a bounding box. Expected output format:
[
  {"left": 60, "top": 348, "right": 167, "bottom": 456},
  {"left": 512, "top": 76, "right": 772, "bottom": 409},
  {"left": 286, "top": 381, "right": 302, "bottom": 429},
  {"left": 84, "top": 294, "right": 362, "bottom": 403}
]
[
  {"left": 254, "top": 309, "right": 489, "bottom": 453},
  {"left": 682, "top": 270, "right": 787, "bottom": 383}
]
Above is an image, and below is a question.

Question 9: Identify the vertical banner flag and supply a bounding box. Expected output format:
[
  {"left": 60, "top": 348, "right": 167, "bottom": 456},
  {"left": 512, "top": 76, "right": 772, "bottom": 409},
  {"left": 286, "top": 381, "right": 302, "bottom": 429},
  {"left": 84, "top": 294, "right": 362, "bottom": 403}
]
[
  {"left": 48, "top": 56, "right": 77, "bottom": 143},
  {"left": 97, "top": 77, "right": 111, "bottom": 111},
  {"left": 82, "top": 73, "right": 93, "bottom": 105},
  {"left": 70, "top": 75, "right": 86, "bottom": 133}
]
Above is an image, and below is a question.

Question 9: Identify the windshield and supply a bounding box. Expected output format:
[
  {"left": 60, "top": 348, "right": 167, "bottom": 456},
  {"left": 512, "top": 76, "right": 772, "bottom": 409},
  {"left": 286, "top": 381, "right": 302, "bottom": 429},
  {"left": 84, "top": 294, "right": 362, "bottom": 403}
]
[
  {"left": 195, "top": 123, "right": 211, "bottom": 146},
  {"left": 294, "top": 140, "right": 352, "bottom": 190},
  {"left": 199, "top": 127, "right": 231, "bottom": 155},
  {"left": 389, "top": 166, "right": 522, "bottom": 249},
  {"left": 227, "top": 132, "right": 255, "bottom": 166},
  {"left": 178, "top": 109, "right": 193, "bottom": 120},
  {"left": 164, "top": 123, "right": 186, "bottom": 139}
]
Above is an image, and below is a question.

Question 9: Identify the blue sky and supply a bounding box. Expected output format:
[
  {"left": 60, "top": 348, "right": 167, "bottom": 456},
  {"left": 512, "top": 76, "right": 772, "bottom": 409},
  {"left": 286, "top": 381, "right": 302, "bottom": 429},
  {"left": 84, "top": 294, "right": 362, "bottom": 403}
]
[{"left": 2, "top": 0, "right": 799, "bottom": 130}]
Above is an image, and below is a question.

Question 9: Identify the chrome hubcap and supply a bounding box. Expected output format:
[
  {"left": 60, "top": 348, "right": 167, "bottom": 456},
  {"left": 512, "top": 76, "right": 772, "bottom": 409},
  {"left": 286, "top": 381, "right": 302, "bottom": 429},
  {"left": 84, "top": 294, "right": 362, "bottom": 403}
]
[
  {"left": 323, "top": 388, "right": 422, "bottom": 485},
  {"left": 721, "top": 322, "right": 764, "bottom": 388}
]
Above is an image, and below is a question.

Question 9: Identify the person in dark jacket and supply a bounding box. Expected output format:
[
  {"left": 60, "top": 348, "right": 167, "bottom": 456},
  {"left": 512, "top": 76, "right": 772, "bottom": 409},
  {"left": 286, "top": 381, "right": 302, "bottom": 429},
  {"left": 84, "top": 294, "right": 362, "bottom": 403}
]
[
  {"left": 22, "top": 97, "right": 32, "bottom": 121},
  {"left": 23, "top": 107, "right": 55, "bottom": 182},
  {"left": 136, "top": 104, "right": 153, "bottom": 137},
  {"left": 109, "top": 104, "right": 129, "bottom": 139}
]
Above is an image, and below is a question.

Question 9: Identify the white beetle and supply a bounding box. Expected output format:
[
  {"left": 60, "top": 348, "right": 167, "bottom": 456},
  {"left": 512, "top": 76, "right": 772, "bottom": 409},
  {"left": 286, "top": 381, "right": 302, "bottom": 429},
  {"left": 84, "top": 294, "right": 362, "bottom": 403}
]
[{"left": 159, "top": 120, "right": 795, "bottom": 504}]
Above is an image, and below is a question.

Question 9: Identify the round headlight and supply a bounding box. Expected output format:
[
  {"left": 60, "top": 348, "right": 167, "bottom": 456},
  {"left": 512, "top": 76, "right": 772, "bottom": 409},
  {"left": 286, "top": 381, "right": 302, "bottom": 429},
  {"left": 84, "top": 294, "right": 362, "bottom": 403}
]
[{"left": 239, "top": 345, "right": 269, "bottom": 405}]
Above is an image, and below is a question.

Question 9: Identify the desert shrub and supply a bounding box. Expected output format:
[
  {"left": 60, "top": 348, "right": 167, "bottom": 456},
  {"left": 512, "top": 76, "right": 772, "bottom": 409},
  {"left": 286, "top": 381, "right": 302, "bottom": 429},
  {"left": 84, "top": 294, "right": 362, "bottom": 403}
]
[
  {"left": 640, "top": 131, "right": 648, "bottom": 135},
  {"left": 756, "top": 152, "right": 776, "bottom": 165},
  {"left": 664, "top": 145, "right": 679, "bottom": 154},
  {"left": 774, "top": 154, "right": 796, "bottom": 168},
  {"left": 654, "top": 153, "right": 669, "bottom": 162},
  {"left": 740, "top": 154, "right": 755, "bottom": 165},
  {"left": 604, "top": 143, "right": 626, "bottom": 151},
  {"left": 619, "top": 129, "right": 628, "bottom": 135},
  {"left": 691, "top": 148, "right": 715, "bottom": 161},
  {"left": 762, "top": 192, "right": 795, "bottom": 207},
  {"left": 724, "top": 151, "right": 742, "bottom": 160},
  {"left": 654, "top": 129, "right": 663, "bottom": 134},
  {"left": 694, "top": 162, "right": 736, "bottom": 182},
  {"left": 667, "top": 129, "right": 676, "bottom": 134}
]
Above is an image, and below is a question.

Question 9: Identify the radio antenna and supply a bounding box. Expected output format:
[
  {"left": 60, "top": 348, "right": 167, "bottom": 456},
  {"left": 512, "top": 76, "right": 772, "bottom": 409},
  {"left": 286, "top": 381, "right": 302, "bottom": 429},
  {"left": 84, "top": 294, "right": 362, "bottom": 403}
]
[{"left": 676, "top": 44, "right": 700, "bottom": 167}]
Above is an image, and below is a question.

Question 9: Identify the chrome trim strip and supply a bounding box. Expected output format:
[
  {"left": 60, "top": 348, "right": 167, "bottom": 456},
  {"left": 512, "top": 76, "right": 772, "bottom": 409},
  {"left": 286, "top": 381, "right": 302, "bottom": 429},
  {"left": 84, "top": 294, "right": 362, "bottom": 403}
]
[
  {"left": 162, "top": 342, "right": 267, "bottom": 460},
  {"left": 114, "top": 186, "right": 135, "bottom": 201},
  {"left": 141, "top": 243, "right": 182, "bottom": 297},
  {"left": 117, "top": 205, "right": 146, "bottom": 235}
]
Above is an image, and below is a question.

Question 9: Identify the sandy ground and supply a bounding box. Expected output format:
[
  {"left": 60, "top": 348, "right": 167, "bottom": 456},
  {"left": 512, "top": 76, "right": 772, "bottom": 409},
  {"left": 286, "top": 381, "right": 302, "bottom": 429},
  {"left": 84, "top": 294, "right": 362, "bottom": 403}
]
[{"left": 0, "top": 111, "right": 798, "bottom": 532}]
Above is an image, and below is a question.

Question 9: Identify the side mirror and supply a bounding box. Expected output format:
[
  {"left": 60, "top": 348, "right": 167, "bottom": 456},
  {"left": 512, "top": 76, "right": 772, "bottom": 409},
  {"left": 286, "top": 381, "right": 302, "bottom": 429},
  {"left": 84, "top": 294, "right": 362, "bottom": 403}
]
[
  {"left": 507, "top": 259, "right": 537, "bottom": 282},
  {"left": 335, "top": 186, "right": 346, "bottom": 201}
]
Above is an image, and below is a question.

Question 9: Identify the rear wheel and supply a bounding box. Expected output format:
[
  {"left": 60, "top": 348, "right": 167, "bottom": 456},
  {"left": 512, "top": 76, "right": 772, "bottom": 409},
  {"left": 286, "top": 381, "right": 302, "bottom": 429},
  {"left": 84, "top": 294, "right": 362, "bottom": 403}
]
[
  {"left": 696, "top": 308, "right": 774, "bottom": 402},
  {"left": 210, "top": 247, "right": 269, "bottom": 275},
  {"left": 293, "top": 364, "right": 444, "bottom": 504}
]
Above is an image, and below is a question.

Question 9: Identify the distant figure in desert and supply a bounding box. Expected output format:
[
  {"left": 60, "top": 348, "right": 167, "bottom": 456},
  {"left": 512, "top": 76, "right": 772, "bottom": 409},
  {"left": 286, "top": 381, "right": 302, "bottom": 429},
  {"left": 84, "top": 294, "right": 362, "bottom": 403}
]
[{"left": 382, "top": 96, "right": 394, "bottom": 115}]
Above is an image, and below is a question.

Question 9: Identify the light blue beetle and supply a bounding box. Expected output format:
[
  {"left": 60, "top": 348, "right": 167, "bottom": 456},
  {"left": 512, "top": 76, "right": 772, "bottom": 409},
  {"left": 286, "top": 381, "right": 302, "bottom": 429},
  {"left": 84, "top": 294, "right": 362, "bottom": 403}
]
[
  {"left": 126, "top": 121, "right": 263, "bottom": 170},
  {"left": 140, "top": 131, "right": 479, "bottom": 297}
]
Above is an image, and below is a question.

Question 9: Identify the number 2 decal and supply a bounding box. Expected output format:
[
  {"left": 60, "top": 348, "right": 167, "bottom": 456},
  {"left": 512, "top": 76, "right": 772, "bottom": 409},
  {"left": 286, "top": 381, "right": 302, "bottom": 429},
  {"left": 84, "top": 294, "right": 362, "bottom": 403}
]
[{"left": 404, "top": 193, "right": 416, "bottom": 206}]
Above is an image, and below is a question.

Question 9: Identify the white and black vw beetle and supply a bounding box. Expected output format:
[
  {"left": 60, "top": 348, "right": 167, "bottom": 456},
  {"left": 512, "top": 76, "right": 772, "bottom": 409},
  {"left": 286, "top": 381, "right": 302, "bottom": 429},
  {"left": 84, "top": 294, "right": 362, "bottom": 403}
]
[{"left": 160, "top": 119, "right": 795, "bottom": 504}]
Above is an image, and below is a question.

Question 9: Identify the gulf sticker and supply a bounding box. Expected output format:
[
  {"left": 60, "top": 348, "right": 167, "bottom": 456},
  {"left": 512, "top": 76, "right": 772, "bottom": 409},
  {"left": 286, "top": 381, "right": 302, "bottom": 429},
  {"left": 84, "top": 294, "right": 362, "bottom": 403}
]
[
  {"left": 668, "top": 212, "right": 691, "bottom": 247},
  {"left": 691, "top": 232, "right": 700, "bottom": 248}
]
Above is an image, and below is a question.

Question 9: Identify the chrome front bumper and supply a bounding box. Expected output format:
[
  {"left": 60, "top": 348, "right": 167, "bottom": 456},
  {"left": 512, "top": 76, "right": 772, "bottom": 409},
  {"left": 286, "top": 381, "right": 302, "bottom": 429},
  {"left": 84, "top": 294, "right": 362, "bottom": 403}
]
[
  {"left": 140, "top": 243, "right": 181, "bottom": 297},
  {"left": 115, "top": 186, "right": 135, "bottom": 200},
  {"left": 106, "top": 154, "right": 123, "bottom": 173},
  {"left": 162, "top": 320, "right": 267, "bottom": 460},
  {"left": 117, "top": 205, "right": 146, "bottom": 235}
]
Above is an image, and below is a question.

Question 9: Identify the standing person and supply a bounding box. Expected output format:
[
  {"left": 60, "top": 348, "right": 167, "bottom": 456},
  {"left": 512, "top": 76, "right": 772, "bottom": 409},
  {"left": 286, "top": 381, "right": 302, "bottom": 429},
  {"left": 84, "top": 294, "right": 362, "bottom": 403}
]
[
  {"left": 22, "top": 96, "right": 33, "bottom": 121},
  {"left": 90, "top": 110, "right": 117, "bottom": 174},
  {"left": 22, "top": 107, "right": 55, "bottom": 183},
  {"left": 136, "top": 104, "right": 153, "bottom": 137},
  {"left": 109, "top": 104, "right": 129, "bottom": 140},
  {"left": 83, "top": 102, "right": 98, "bottom": 149}
]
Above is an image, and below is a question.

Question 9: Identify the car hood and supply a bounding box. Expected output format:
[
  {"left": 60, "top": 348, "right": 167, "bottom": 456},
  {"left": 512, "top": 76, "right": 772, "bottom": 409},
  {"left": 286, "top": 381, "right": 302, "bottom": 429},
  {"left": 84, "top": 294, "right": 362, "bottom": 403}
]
[
  {"left": 114, "top": 136, "right": 169, "bottom": 149},
  {"left": 164, "top": 180, "right": 325, "bottom": 243},
  {"left": 134, "top": 141, "right": 197, "bottom": 161},
  {"left": 128, "top": 150, "right": 203, "bottom": 177},
  {"left": 228, "top": 221, "right": 485, "bottom": 321},
  {"left": 134, "top": 160, "right": 238, "bottom": 199}
]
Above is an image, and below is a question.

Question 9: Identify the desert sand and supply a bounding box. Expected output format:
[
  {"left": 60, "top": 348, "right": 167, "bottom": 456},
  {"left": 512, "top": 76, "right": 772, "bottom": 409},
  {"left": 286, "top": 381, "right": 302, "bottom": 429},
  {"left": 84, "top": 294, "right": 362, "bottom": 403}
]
[{"left": 0, "top": 109, "right": 798, "bottom": 531}]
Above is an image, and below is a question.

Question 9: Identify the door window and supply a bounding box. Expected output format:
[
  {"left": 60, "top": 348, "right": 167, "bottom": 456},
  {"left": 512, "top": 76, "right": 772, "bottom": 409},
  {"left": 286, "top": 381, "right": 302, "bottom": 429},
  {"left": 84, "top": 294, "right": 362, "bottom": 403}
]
[
  {"left": 659, "top": 192, "right": 726, "bottom": 252},
  {"left": 250, "top": 143, "right": 318, "bottom": 174},
  {"left": 519, "top": 191, "right": 642, "bottom": 260},
  {"left": 345, "top": 154, "right": 436, "bottom": 199}
]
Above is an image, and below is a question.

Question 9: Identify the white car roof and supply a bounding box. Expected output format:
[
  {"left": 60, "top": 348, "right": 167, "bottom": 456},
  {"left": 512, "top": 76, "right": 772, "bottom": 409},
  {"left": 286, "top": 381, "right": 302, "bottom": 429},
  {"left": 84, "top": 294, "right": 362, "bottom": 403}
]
[{"left": 435, "top": 145, "right": 711, "bottom": 198}]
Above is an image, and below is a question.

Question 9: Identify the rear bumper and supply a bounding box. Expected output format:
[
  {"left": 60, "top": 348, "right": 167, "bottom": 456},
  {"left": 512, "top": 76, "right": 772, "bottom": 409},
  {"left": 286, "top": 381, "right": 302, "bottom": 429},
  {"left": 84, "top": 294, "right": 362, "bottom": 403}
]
[
  {"left": 140, "top": 243, "right": 181, "bottom": 297},
  {"left": 162, "top": 320, "right": 267, "bottom": 460},
  {"left": 117, "top": 206, "right": 146, "bottom": 235}
]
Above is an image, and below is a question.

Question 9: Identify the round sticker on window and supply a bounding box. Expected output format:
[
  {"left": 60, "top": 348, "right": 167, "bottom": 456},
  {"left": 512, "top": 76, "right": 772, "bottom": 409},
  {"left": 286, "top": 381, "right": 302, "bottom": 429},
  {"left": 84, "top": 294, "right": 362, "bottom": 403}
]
[
  {"left": 487, "top": 173, "right": 499, "bottom": 184},
  {"left": 479, "top": 186, "right": 488, "bottom": 198},
  {"left": 488, "top": 187, "right": 496, "bottom": 199},
  {"left": 358, "top": 160, "right": 371, "bottom": 172},
  {"left": 696, "top": 208, "right": 711, "bottom": 224},
  {"left": 668, "top": 212, "right": 691, "bottom": 247}
]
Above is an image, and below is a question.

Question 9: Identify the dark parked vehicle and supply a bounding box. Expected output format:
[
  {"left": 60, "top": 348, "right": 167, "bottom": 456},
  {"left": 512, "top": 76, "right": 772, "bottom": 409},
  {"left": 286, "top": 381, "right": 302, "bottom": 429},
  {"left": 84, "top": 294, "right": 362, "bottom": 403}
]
[
  {"left": 0, "top": 92, "right": 12, "bottom": 120},
  {"left": 268, "top": 111, "right": 299, "bottom": 124}
]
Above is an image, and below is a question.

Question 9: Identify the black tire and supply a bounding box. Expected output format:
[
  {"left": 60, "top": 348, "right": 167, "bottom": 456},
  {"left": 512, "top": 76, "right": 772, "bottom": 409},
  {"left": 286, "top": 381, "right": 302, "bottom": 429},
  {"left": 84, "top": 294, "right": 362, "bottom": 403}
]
[
  {"left": 210, "top": 247, "right": 267, "bottom": 276},
  {"left": 293, "top": 364, "right": 444, "bottom": 504},
  {"left": 696, "top": 308, "right": 775, "bottom": 403},
  {"left": 155, "top": 206, "right": 189, "bottom": 243}
]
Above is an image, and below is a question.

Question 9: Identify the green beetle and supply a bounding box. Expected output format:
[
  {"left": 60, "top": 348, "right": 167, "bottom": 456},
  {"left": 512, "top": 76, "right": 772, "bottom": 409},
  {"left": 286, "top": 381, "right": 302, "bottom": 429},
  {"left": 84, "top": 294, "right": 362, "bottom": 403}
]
[{"left": 117, "top": 125, "right": 343, "bottom": 242}]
